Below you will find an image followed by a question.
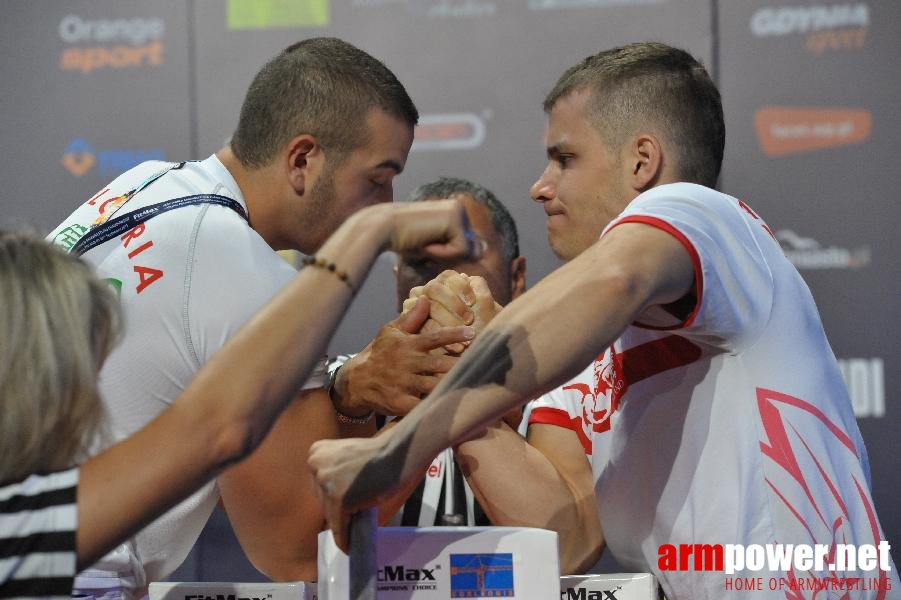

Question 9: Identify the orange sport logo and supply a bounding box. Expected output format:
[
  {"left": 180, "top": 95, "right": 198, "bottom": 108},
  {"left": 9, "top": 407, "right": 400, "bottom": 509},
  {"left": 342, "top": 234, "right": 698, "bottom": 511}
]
[
  {"left": 58, "top": 14, "right": 165, "bottom": 73},
  {"left": 754, "top": 107, "right": 871, "bottom": 157}
]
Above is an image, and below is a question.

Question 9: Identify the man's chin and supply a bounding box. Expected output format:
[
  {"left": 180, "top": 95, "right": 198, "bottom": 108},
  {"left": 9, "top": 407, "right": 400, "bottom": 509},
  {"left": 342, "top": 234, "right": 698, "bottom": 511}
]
[{"left": 547, "top": 237, "right": 571, "bottom": 262}]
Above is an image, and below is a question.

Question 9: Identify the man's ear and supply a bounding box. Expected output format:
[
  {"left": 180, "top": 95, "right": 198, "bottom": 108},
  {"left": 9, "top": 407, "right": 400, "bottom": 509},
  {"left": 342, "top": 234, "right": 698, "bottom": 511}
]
[
  {"left": 285, "top": 134, "right": 324, "bottom": 195},
  {"left": 629, "top": 133, "right": 664, "bottom": 192},
  {"left": 509, "top": 255, "right": 527, "bottom": 300}
]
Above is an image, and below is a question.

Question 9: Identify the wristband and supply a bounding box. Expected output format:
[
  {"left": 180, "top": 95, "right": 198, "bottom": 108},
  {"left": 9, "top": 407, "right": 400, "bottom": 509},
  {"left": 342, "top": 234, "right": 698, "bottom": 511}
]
[{"left": 334, "top": 407, "right": 375, "bottom": 425}]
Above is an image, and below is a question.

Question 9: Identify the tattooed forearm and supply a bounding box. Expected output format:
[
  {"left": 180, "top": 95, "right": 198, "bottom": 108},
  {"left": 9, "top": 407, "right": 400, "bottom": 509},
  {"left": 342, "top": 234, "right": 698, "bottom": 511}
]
[
  {"left": 345, "top": 434, "right": 414, "bottom": 509},
  {"left": 435, "top": 327, "right": 537, "bottom": 397}
]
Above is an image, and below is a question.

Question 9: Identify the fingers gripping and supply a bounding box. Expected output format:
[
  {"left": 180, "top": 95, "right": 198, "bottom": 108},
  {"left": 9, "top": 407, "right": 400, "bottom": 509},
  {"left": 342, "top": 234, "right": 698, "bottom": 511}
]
[{"left": 395, "top": 295, "right": 430, "bottom": 334}]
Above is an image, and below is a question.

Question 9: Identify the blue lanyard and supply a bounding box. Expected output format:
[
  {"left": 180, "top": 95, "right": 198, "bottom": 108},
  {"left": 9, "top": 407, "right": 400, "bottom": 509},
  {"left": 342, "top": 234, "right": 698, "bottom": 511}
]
[
  {"left": 70, "top": 162, "right": 249, "bottom": 257},
  {"left": 71, "top": 194, "right": 249, "bottom": 256}
]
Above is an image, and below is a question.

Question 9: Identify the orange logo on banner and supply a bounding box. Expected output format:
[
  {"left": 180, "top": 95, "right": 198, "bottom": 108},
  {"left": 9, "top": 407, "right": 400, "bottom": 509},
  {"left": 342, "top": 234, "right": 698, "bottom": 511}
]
[
  {"left": 417, "top": 122, "right": 472, "bottom": 141},
  {"left": 60, "top": 42, "right": 164, "bottom": 74},
  {"left": 754, "top": 107, "right": 871, "bottom": 157},
  {"left": 806, "top": 27, "right": 867, "bottom": 55},
  {"left": 412, "top": 113, "right": 486, "bottom": 151},
  {"left": 61, "top": 151, "right": 96, "bottom": 177}
]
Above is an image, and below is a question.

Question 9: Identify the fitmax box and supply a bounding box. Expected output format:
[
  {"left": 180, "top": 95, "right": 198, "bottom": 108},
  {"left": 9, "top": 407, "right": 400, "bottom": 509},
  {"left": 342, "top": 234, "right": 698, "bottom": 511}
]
[
  {"left": 149, "top": 581, "right": 316, "bottom": 600},
  {"left": 318, "top": 526, "right": 560, "bottom": 599},
  {"left": 559, "top": 573, "right": 659, "bottom": 600}
]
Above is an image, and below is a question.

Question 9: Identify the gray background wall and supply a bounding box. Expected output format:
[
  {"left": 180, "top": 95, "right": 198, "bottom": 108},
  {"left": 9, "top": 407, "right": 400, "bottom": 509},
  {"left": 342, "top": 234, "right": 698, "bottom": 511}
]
[{"left": 1, "top": 0, "right": 897, "bottom": 583}]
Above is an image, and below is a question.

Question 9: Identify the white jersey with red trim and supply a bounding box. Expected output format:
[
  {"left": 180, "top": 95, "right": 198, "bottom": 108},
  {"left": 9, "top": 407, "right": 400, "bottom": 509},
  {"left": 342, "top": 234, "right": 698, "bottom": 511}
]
[
  {"left": 48, "top": 155, "right": 325, "bottom": 596},
  {"left": 529, "top": 183, "right": 897, "bottom": 599}
]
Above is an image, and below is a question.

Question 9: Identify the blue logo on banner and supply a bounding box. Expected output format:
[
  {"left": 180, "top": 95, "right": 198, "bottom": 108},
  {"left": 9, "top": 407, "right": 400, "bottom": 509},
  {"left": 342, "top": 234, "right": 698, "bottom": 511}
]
[
  {"left": 62, "top": 138, "right": 165, "bottom": 179},
  {"left": 450, "top": 553, "right": 514, "bottom": 597}
]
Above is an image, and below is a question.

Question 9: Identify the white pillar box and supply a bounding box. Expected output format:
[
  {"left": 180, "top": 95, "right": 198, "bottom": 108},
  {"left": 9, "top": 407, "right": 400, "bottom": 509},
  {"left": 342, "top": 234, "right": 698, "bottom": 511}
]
[
  {"left": 149, "top": 581, "right": 316, "bottom": 600},
  {"left": 318, "top": 526, "right": 560, "bottom": 600},
  {"left": 559, "top": 573, "right": 659, "bottom": 600}
]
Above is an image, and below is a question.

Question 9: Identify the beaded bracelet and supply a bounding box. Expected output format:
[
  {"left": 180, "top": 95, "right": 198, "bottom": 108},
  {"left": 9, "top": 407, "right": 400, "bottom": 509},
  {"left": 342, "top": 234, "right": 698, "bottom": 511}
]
[
  {"left": 301, "top": 255, "right": 355, "bottom": 293},
  {"left": 334, "top": 406, "right": 375, "bottom": 425}
]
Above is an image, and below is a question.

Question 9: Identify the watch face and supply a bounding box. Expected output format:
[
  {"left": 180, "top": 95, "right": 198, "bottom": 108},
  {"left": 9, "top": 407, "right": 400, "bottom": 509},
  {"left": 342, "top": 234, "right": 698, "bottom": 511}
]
[
  {"left": 326, "top": 365, "right": 340, "bottom": 400},
  {"left": 325, "top": 356, "right": 349, "bottom": 398}
]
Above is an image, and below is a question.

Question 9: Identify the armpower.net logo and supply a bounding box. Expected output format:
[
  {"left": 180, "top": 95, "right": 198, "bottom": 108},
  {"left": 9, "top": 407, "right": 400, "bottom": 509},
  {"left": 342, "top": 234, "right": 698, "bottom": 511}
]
[{"left": 754, "top": 107, "right": 871, "bottom": 157}]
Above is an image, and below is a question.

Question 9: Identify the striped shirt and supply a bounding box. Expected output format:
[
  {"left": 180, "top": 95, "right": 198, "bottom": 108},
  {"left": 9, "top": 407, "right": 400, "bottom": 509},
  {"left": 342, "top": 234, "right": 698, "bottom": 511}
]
[{"left": 0, "top": 469, "right": 78, "bottom": 599}]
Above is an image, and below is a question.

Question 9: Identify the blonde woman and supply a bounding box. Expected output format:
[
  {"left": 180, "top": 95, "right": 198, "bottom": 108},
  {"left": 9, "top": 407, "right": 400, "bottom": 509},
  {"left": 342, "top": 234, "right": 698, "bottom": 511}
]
[{"left": 0, "top": 199, "right": 478, "bottom": 599}]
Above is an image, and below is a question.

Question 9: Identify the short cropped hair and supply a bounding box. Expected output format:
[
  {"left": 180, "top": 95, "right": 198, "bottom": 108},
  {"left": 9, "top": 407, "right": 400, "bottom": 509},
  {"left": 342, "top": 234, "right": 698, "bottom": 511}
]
[
  {"left": 231, "top": 37, "right": 419, "bottom": 168},
  {"left": 405, "top": 177, "right": 519, "bottom": 264},
  {"left": 0, "top": 231, "right": 120, "bottom": 483},
  {"left": 545, "top": 41, "right": 725, "bottom": 187}
]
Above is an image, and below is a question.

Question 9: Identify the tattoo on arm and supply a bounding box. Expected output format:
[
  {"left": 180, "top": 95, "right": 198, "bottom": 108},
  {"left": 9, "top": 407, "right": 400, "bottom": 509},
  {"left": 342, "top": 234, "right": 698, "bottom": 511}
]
[
  {"left": 443, "top": 329, "right": 516, "bottom": 388},
  {"left": 442, "top": 328, "right": 538, "bottom": 396},
  {"left": 345, "top": 434, "right": 415, "bottom": 510}
]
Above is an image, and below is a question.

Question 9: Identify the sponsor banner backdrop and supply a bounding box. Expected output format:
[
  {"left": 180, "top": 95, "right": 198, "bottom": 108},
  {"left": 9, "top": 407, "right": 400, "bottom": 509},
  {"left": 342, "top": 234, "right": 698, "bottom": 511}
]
[
  {"left": 718, "top": 0, "right": 901, "bottom": 559},
  {"left": 0, "top": 1, "right": 192, "bottom": 233},
  {"left": 2, "top": 0, "right": 899, "bottom": 586}
]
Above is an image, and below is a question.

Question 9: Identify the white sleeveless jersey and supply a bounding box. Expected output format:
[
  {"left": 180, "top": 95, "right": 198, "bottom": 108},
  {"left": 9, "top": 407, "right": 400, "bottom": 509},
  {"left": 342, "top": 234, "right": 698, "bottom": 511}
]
[
  {"left": 49, "top": 155, "right": 325, "bottom": 595},
  {"left": 527, "top": 183, "right": 898, "bottom": 599}
]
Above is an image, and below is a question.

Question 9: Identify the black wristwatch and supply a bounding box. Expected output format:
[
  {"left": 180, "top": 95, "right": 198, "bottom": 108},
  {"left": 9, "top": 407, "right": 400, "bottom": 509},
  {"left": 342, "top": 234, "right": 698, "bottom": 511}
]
[{"left": 326, "top": 355, "right": 373, "bottom": 425}]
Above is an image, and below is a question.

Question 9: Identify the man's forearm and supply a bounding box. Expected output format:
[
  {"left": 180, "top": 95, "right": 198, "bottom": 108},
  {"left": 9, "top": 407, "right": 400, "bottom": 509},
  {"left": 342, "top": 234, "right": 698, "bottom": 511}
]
[{"left": 455, "top": 424, "right": 603, "bottom": 574}]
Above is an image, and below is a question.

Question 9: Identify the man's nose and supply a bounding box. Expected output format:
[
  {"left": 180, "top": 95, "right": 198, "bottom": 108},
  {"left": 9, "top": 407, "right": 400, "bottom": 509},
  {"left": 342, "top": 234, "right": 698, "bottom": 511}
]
[{"left": 530, "top": 169, "right": 555, "bottom": 203}]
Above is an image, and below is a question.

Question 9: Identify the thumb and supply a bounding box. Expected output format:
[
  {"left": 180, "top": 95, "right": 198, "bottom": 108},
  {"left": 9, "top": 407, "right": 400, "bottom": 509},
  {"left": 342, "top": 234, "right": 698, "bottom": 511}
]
[{"left": 395, "top": 295, "right": 430, "bottom": 334}]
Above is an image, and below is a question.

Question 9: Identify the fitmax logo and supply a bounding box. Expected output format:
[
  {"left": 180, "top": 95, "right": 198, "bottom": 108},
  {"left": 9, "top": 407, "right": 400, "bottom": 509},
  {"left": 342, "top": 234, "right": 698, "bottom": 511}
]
[
  {"left": 562, "top": 587, "right": 622, "bottom": 599},
  {"left": 378, "top": 565, "right": 437, "bottom": 582},
  {"left": 62, "top": 139, "right": 164, "bottom": 178}
]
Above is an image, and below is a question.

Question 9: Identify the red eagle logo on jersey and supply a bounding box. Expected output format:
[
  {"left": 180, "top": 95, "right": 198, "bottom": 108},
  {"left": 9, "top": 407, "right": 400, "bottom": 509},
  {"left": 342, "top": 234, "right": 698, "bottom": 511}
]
[
  {"left": 562, "top": 348, "right": 623, "bottom": 435},
  {"left": 562, "top": 335, "right": 703, "bottom": 437}
]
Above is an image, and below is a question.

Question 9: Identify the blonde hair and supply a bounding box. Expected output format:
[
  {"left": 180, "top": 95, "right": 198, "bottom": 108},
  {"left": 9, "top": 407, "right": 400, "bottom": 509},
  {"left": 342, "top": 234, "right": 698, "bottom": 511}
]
[{"left": 0, "top": 230, "right": 121, "bottom": 484}]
